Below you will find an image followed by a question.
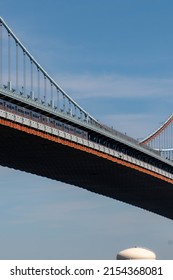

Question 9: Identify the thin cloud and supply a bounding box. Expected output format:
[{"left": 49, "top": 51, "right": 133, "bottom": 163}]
[
  {"left": 55, "top": 73, "right": 173, "bottom": 139},
  {"left": 102, "top": 113, "right": 163, "bottom": 139},
  {"left": 57, "top": 73, "right": 173, "bottom": 100}
]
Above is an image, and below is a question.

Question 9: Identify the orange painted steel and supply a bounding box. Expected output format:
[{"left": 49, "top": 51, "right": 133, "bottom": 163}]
[
  {"left": 141, "top": 114, "right": 173, "bottom": 145},
  {"left": 0, "top": 117, "right": 173, "bottom": 185}
]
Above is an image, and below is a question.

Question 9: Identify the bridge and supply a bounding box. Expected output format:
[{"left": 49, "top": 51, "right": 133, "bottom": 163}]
[{"left": 0, "top": 17, "right": 173, "bottom": 220}]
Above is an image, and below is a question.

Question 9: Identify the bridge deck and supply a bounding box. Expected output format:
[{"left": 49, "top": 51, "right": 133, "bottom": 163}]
[{"left": 1, "top": 120, "right": 173, "bottom": 220}]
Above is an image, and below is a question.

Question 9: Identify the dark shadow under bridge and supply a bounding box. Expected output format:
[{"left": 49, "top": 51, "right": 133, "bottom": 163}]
[{"left": 1, "top": 120, "right": 173, "bottom": 221}]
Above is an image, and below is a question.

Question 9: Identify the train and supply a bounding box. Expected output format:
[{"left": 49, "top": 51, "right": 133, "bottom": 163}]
[{"left": 0, "top": 98, "right": 88, "bottom": 139}]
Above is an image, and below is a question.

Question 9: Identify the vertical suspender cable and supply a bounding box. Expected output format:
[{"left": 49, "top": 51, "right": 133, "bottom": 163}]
[
  {"left": 37, "top": 67, "right": 40, "bottom": 101},
  {"left": 74, "top": 104, "right": 77, "bottom": 118},
  {"left": 63, "top": 94, "right": 65, "bottom": 112},
  {"left": 8, "top": 32, "right": 11, "bottom": 84},
  {"left": 16, "top": 41, "right": 18, "bottom": 92},
  {"left": 170, "top": 121, "right": 171, "bottom": 160},
  {"left": 30, "top": 59, "right": 33, "bottom": 98},
  {"left": 163, "top": 128, "right": 165, "bottom": 154},
  {"left": 152, "top": 137, "right": 155, "bottom": 150},
  {"left": 56, "top": 88, "right": 59, "bottom": 110},
  {"left": 167, "top": 125, "right": 168, "bottom": 152},
  {"left": 166, "top": 126, "right": 168, "bottom": 159},
  {"left": 164, "top": 127, "right": 166, "bottom": 151},
  {"left": 159, "top": 132, "right": 160, "bottom": 152},
  {"left": 23, "top": 51, "right": 26, "bottom": 95},
  {"left": 170, "top": 120, "right": 172, "bottom": 150},
  {"left": 69, "top": 100, "right": 71, "bottom": 115},
  {"left": 51, "top": 83, "right": 53, "bottom": 108},
  {"left": 171, "top": 120, "right": 173, "bottom": 160},
  {"left": 165, "top": 127, "right": 167, "bottom": 159},
  {"left": 160, "top": 131, "right": 162, "bottom": 153},
  {"left": 44, "top": 75, "right": 47, "bottom": 103},
  {"left": 0, "top": 21, "right": 2, "bottom": 86}
]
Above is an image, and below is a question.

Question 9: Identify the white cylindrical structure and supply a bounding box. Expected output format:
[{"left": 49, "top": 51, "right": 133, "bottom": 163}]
[{"left": 117, "top": 247, "right": 156, "bottom": 260}]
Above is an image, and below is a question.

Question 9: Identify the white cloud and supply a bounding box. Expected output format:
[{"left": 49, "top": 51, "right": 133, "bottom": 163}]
[
  {"left": 54, "top": 73, "right": 173, "bottom": 139},
  {"left": 56, "top": 73, "right": 173, "bottom": 100},
  {"left": 101, "top": 113, "right": 162, "bottom": 139}
]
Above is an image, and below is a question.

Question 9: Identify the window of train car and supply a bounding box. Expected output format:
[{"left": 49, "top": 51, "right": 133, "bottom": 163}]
[
  {"left": 25, "top": 110, "right": 30, "bottom": 116},
  {"left": 41, "top": 116, "right": 46, "bottom": 122},
  {"left": 55, "top": 121, "right": 63, "bottom": 128},
  {"left": 18, "top": 108, "right": 24, "bottom": 114},
  {"left": 32, "top": 113, "right": 39, "bottom": 119},
  {"left": 7, "top": 104, "right": 15, "bottom": 110},
  {"left": 83, "top": 132, "right": 88, "bottom": 139},
  {"left": 64, "top": 125, "right": 69, "bottom": 132},
  {"left": 70, "top": 126, "right": 74, "bottom": 132},
  {"left": 76, "top": 129, "right": 82, "bottom": 135},
  {"left": 49, "top": 119, "right": 55, "bottom": 125}
]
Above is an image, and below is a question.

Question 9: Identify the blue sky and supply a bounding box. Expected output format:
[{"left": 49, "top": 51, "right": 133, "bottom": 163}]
[{"left": 0, "top": 0, "right": 173, "bottom": 259}]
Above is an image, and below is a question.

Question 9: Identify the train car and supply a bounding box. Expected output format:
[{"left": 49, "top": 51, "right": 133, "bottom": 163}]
[
  {"left": 55, "top": 120, "right": 64, "bottom": 130},
  {"left": 0, "top": 98, "right": 89, "bottom": 141}
]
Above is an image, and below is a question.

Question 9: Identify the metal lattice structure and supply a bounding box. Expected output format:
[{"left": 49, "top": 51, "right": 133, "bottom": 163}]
[
  {"left": 140, "top": 114, "right": 173, "bottom": 161},
  {"left": 0, "top": 17, "right": 99, "bottom": 127}
]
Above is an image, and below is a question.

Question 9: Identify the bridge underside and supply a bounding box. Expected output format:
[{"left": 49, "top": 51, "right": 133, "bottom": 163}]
[{"left": 0, "top": 122, "right": 173, "bottom": 220}]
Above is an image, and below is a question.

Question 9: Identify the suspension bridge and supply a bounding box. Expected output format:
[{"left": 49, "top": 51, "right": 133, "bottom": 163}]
[{"left": 0, "top": 17, "right": 173, "bottom": 220}]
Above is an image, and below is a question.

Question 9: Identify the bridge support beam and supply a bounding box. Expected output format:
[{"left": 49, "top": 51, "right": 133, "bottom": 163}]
[{"left": 0, "top": 120, "right": 173, "bottom": 220}]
